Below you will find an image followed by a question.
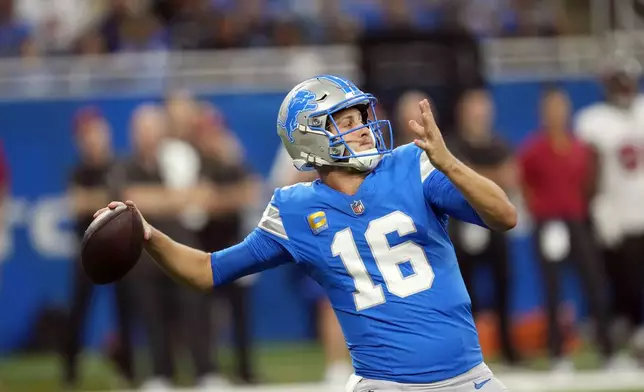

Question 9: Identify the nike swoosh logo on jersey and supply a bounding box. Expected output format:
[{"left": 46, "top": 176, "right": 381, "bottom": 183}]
[{"left": 474, "top": 378, "right": 491, "bottom": 390}]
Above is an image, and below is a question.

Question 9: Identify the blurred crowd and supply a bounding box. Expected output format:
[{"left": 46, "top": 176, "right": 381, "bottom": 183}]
[{"left": 0, "top": 0, "right": 580, "bottom": 59}]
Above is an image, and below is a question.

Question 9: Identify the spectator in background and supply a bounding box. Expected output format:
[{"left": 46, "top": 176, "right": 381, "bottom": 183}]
[
  {"left": 160, "top": 92, "right": 229, "bottom": 388},
  {"left": 381, "top": 0, "right": 413, "bottom": 30},
  {"left": 163, "top": 0, "right": 214, "bottom": 50},
  {"left": 0, "top": 0, "right": 36, "bottom": 57},
  {"left": 160, "top": 90, "right": 202, "bottom": 194},
  {"left": 95, "top": 0, "right": 168, "bottom": 91},
  {"left": 394, "top": 90, "right": 433, "bottom": 146},
  {"left": 158, "top": 0, "right": 247, "bottom": 50},
  {"left": 575, "top": 54, "right": 644, "bottom": 366},
  {"left": 332, "top": 0, "right": 386, "bottom": 34},
  {"left": 234, "top": 0, "right": 270, "bottom": 47},
  {"left": 194, "top": 102, "right": 260, "bottom": 384},
  {"left": 270, "top": 15, "right": 305, "bottom": 47},
  {"left": 519, "top": 87, "right": 616, "bottom": 372},
  {"left": 160, "top": 0, "right": 201, "bottom": 49},
  {"left": 117, "top": 11, "right": 167, "bottom": 52},
  {"left": 109, "top": 105, "right": 217, "bottom": 390},
  {"left": 504, "top": 0, "right": 568, "bottom": 36},
  {"left": 97, "top": 0, "right": 129, "bottom": 53},
  {"left": 17, "top": 0, "right": 105, "bottom": 54},
  {"left": 98, "top": 0, "right": 167, "bottom": 53},
  {"left": 201, "top": 9, "right": 247, "bottom": 49},
  {"left": 75, "top": 29, "right": 106, "bottom": 55},
  {"left": 318, "top": 0, "right": 359, "bottom": 44},
  {"left": 160, "top": 90, "right": 207, "bottom": 240},
  {"left": 63, "top": 107, "right": 135, "bottom": 389},
  {"left": 67, "top": 29, "right": 107, "bottom": 93},
  {"left": 458, "top": 0, "right": 510, "bottom": 37},
  {"left": 268, "top": 146, "right": 318, "bottom": 191},
  {"left": 446, "top": 88, "right": 521, "bottom": 367}
]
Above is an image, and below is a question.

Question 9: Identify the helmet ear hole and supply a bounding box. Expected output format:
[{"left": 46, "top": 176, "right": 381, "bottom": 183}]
[
  {"left": 324, "top": 118, "right": 331, "bottom": 132},
  {"left": 359, "top": 105, "right": 369, "bottom": 124}
]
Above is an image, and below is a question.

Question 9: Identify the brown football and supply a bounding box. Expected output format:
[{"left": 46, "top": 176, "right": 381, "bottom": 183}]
[{"left": 81, "top": 204, "right": 144, "bottom": 285}]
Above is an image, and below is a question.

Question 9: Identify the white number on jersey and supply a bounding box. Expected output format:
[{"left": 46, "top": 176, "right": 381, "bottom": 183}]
[{"left": 331, "top": 211, "right": 435, "bottom": 311}]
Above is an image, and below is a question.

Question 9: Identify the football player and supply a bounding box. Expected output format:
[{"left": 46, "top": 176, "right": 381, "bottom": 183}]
[
  {"left": 96, "top": 75, "right": 516, "bottom": 391},
  {"left": 575, "top": 53, "right": 644, "bottom": 367}
]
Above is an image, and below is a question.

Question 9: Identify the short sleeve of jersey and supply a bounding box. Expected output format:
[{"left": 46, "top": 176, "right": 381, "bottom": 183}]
[
  {"left": 256, "top": 189, "right": 300, "bottom": 262},
  {"left": 394, "top": 143, "right": 486, "bottom": 227}
]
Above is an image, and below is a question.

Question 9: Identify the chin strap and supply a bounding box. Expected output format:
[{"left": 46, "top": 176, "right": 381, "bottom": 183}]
[{"left": 347, "top": 148, "right": 382, "bottom": 171}]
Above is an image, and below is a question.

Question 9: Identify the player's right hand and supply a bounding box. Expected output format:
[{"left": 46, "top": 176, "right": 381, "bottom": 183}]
[
  {"left": 93, "top": 200, "right": 153, "bottom": 241},
  {"left": 408, "top": 99, "right": 457, "bottom": 172}
]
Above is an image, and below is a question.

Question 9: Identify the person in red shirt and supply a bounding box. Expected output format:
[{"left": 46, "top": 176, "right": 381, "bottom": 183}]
[{"left": 519, "top": 87, "right": 616, "bottom": 371}]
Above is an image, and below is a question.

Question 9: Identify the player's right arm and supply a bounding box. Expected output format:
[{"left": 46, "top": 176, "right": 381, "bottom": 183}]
[
  {"left": 409, "top": 100, "right": 516, "bottom": 231},
  {"left": 93, "top": 198, "right": 296, "bottom": 291}
]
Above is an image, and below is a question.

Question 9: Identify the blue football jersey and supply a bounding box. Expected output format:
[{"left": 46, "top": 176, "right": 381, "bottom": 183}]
[{"left": 257, "top": 143, "right": 485, "bottom": 383}]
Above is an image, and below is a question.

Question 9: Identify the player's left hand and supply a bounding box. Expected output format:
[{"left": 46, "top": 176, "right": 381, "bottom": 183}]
[
  {"left": 93, "top": 200, "right": 153, "bottom": 241},
  {"left": 408, "top": 99, "right": 457, "bottom": 172}
]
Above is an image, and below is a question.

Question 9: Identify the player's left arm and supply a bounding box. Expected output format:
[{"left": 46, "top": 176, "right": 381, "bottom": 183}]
[{"left": 410, "top": 99, "right": 517, "bottom": 232}]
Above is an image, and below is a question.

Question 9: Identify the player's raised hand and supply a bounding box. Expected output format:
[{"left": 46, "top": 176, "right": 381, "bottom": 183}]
[
  {"left": 93, "top": 200, "right": 153, "bottom": 240},
  {"left": 408, "top": 99, "right": 457, "bottom": 172}
]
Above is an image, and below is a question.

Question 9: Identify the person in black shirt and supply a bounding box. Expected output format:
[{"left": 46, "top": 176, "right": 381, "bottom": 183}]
[
  {"left": 394, "top": 90, "right": 434, "bottom": 146},
  {"left": 447, "top": 89, "right": 521, "bottom": 366},
  {"left": 194, "top": 103, "right": 260, "bottom": 383},
  {"left": 62, "top": 107, "right": 135, "bottom": 388},
  {"left": 109, "top": 104, "right": 217, "bottom": 389}
]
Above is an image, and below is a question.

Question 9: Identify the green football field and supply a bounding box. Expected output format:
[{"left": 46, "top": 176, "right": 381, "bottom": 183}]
[{"left": 1, "top": 342, "right": 643, "bottom": 392}]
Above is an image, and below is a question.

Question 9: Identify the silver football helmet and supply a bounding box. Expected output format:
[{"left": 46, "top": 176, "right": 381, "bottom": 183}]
[{"left": 276, "top": 75, "right": 392, "bottom": 172}]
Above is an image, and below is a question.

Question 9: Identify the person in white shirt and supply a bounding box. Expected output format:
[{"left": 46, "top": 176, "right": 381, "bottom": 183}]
[
  {"left": 17, "top": 0, "right": 105, "bottom": 52},
  {"left": 574, "top": 54, "right": 644, "bottom": 367}
]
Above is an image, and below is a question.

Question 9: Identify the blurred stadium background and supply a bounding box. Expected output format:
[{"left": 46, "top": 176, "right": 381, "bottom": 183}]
[{"left": 2, "top": 0, "right": 644, "bottom": 391}]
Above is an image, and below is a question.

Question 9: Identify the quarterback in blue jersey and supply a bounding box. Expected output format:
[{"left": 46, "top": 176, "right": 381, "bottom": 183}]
[{"left": 96, "top": 75, "right": 516, "bottom": 391}]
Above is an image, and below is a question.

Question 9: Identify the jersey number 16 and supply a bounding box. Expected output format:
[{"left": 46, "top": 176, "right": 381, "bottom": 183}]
[{"left": 331, "top": 211, "right": 435, "bottom": 311}]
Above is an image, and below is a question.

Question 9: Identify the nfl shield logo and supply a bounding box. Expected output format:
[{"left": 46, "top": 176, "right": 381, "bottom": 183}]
[{"left": 351, "top": 200, "right": 365, "bottom": 215}]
